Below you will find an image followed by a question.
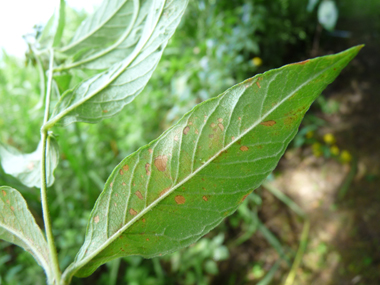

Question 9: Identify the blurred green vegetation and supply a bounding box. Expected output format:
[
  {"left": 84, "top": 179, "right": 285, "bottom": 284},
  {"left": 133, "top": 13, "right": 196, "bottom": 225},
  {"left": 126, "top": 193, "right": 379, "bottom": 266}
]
[{"left": 1, "top": 0, "right": 377, "bottom": 284}]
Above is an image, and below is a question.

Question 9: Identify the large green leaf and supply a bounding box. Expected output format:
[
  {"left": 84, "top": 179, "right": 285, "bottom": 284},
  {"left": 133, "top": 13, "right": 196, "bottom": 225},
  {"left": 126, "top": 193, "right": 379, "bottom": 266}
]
[
  {"left": 0, "top": 135, "right": 59, "bottom": 188},
  {"left": 0, "top": 186, "right": 52, "bottom": 282},
  {"left": 64, "top": 46, "right": 361, "bottom": 279},
  {"left": 47, "top": 0, "right": 189, "bottom": 127}
]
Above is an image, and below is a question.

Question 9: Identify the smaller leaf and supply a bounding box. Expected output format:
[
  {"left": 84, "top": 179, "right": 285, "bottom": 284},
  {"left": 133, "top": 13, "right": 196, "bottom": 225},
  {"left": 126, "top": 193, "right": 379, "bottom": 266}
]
[
  {"left": 37, "top": 0, "right": 66, "bottom": 49},
  {"left": 0, "top": 135, "right": 59, "bottom": 188},
  {"left": 0, "top": 186, "right": 53, "bottom": 282},
  {"left": 53, "top": 0, "right": 66, "bottom": 47}
]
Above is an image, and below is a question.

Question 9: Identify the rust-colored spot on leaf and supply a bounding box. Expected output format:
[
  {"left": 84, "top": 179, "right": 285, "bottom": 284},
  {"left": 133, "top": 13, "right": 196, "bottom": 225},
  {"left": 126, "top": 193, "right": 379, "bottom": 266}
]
[
  {"left": 183, "top": 126, "right": 190, "bottom": 135},
  {"left": 119, "top": 169, "right": 124, "bottom": 175},
  {"left": 209, "top": 134, "right": 214, "bottom": 138},
  {"left": 218, "top": 118, "right": 223, "bottom": 122},
  {"left": 110, "top": 182, "right": 113, "bottom": 187},
  {"left": 122, "top": 165, "right": 129, "bottom": 172},
  {"left": 148, "top": 148, "right": 153, "bottom": 154},
  {"left": 102, "top": 110, "right": 108, "bottom": 113},
  {"left": 146, "top": 238, "right": 149, "bottom": 241},
  {"left": 174, "top": 135, "right": 179, "bottom": 141},
  {"left": 94, "top": 216, "right": 99, "bottom": 223},
  {"left": 175, "top": 195, "right": 186, "bottom": 205},
  {"left": 154, "top": 155, "right": 167, "bottom": 172},
  {"left": 2, "top": 190, "right": 6, "bottom": 196},
  {"left": 145, "top": 163, "right": 151, "bottom": 175},
  {"left": 129, "top": 209, "right": 137, "bottom": 216},
  {"left": 240, "top": 146, "right": 249, "bottom": 152},
  {"left": 218, "top": 123, "right": 224, "bottom": 131},
  {"left": 11, "top": 206, "right": 14, "bottom": 211},
  {"left": 202, "top": 187, "right": 206, "bottom": 190},
  {"left": 202, "top": 196, "right": 208, "bottom": 202},
  {"left": 256, "top": 81, "right": 261, "bottom": 88},
  {"left": 160, "top": 187, "right": 170, "bottom": 197},
  {"left": 294, "top": 59, "right": 309, "bottom": 65},
  {"left": 195, "top": 129, "right": 199, "bottom": 134},
  {"left": 231, "top": 136, "right": 235, "bottom": 141},
  {"left": 135, "top": 191, "right": 143, "bottom": 200},
  {"left": 238, "top": 117, "right": 241, "bottom": 121},
  {"left": 211, "top": 123, "right": 216, "bottom": 128},
  {"left": 260, "top": 120, "right": 276, "bottom": 127},
  {"left": 142, "top": 218, "right": 146, "bottom": 223},
  {"left": 241, "top": 193, "right": 250, "bottom": 202},
  {"left": 6, "top": 199, "right": 10, "bottom": 204},
  {"left": 122, "top": 182, "right": 126, "bottom": 186}
]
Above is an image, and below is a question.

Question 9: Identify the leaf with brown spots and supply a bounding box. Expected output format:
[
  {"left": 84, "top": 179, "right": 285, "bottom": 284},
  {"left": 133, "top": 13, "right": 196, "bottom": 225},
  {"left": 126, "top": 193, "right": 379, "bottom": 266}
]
[
  {"left": 69, "top": 46, "right": 362, "bottom": 278},
  {"left": 0, "top": 186, "right": 53, "bottom": 283}
]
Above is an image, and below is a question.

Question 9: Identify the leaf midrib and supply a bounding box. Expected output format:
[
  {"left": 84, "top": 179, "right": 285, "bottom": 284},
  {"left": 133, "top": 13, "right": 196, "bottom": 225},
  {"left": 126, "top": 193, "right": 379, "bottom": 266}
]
[{"left": 71, "top": 55, "right": 343, "bottom": 273}]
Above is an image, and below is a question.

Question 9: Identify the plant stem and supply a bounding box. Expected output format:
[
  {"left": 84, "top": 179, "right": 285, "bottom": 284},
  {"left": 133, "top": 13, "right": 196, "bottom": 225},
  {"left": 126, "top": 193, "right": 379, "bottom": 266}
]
[{"left": 41, "top": 49, "right": 61, "bottom": 284}]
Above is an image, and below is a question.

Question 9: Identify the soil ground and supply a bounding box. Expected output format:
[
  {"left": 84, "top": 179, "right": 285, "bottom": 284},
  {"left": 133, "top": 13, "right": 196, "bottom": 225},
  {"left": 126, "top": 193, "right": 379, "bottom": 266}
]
[{"left": 213, "top": 6, "right": 380, "bottom": 285}]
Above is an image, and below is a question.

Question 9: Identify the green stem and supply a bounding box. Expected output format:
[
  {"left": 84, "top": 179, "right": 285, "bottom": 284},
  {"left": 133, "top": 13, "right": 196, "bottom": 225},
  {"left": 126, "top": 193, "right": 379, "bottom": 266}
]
[
  {"left": 283, "top": 219, "right": 310, "bottom": 285},
  {"left": 41, "top": 49, "right": 62, "bottom": 284}
]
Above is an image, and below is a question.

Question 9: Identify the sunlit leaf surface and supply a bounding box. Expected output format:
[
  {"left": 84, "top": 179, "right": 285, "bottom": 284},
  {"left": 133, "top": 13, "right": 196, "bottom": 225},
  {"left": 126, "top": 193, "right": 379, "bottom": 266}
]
[{"left": 65, "top": 46, "right": 361, "bottom": 278}]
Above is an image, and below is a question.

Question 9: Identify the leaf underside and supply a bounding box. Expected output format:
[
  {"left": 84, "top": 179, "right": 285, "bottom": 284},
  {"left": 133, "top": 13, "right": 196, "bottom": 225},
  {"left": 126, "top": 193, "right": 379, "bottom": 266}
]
[
  {"left": 49, "top": 0, "right": 189, "bottom": 126},
  {"left": 0, "top": 186, "right": 52, "bottom": 282},
  {"left": 0, "top": 136, "right": 59, "bottom": 188},
  {"left": 68, "top": 46, "right": 361, "bottom": 277}
]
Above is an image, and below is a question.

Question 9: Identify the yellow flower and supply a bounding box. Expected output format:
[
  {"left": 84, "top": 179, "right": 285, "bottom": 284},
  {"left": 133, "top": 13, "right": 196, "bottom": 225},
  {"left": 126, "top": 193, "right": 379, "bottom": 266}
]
[
  {"left": 306, "top": 131, "right": 314, "bottom": 138},
  {"left": 323, "top": 133, "right": 336, "bottom": 145},
  {"left": 330, "top": 145, "right": 340, "bottom": 156},
  {"left": 340, "top": 150, "right": 352, "bottom": 163},
  {"left": 312, "top": 142, "right": 322, "bottom": 157},
  {"left": 252, "top": 57, "right": 263, "bottom": 67}
]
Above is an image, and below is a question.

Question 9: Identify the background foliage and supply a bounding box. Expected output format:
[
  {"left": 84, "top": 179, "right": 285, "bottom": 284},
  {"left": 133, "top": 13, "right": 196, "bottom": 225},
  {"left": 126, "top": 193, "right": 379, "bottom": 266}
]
[{"left": 1, "top": 0, "right": 379, "bottom": 284}]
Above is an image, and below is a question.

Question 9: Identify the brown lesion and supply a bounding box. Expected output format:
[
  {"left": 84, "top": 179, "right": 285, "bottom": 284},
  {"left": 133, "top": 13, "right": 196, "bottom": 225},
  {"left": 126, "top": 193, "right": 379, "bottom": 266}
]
[
  {"left": 241, "top": 192, "right": 251, "bottom": 202},
  {"left": 183, "top": 126, "right": 190, "bottom": 135},
  {"left": 145, "top": 163, "right": 151, "bottom": 175},
  {"left": 260, "top": 120, "right": 276, "bottom": 127},
  {"left": 175, "top": 195, "right": 186, "bottom": 205},
  {"left": 135, "top": 191, "right": 143, "bottom": 200},
  {"left": 159, "top": 187, "right": 170, "bottom": 197},
  {"left": 289, "top": 59, "right": 310, "bottom": 65},
  {"left": 240, "top": 146, "right": 249, "bottom": 152},
  {"left": 129, "top": 209, "right": 137, "bottom": 216},
  {"left": 154, "top": 155, "right": 168, "bottom": 171}
]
